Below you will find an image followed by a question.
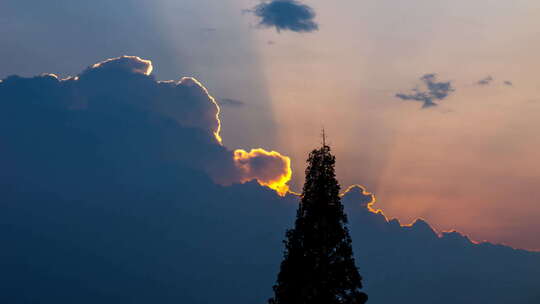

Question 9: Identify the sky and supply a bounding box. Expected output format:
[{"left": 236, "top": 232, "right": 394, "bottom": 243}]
[
  {"left": 1, "top": 2, "right": 540, "bottom": 302},
  {"left": 1, "top": 0, "right": 540, "bottom": 253}
]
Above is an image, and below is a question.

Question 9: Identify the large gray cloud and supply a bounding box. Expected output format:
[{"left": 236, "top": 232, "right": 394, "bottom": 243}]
[
  {"left": 250, "top": 0, "right": 319, "bottom": 33},
  {"left": 1, "top": 57, "right": 539, "bottom": 304},
  {"left": 78, "top": 56, "right": 222, "bottom": 143},
  {"left": 0, "top": 56, "right": 291, "bottom": 196},
  {"left": 395, "top": 73, "right": 455, "bottom": 108}
]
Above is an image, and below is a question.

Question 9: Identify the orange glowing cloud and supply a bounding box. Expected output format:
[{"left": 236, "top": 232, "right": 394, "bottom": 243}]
[{"left": 233, "top": 148, "right": 292, "bottom": 196}]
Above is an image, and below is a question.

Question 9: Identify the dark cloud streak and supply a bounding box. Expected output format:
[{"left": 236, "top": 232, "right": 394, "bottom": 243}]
[
  {"left": 220, "top": 98, "right": 245, "bottom": 107},
  {"left": 477, "top": 75, "right": 494, "bottom": 86}
]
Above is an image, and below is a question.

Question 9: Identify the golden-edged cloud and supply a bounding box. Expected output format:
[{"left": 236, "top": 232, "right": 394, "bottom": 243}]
[
  {"left": 2, "top": 55, "right": 291, "bottom": 196},
  {"left": 156, "top": 77, "right": 223, "bottom": 145},
  {"left": 341, "top": 184, "right": 382, "bottom": 215},
  {"left": 233, "top": 149, "right": 292, "bottom": 196},
  {"left": 90, "top": 55, "right": 154, "bottom": 76}
]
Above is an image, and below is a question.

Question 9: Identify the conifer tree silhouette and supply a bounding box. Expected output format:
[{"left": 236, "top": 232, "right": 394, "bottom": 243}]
[{"left": 269, "top": 138, "right": 368, "bottom": 304}]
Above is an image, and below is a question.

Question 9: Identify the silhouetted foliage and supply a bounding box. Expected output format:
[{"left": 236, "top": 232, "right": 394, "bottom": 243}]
[{"left": 269, "top": 145, "right": 368, "bottom": 304}]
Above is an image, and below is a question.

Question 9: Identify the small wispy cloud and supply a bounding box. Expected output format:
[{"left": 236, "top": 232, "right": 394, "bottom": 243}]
[
  {"left": 395, "top": 74, "right": 455, "bottom": 108},
  {"left": 477, "top": 76, "right": 494, "bottom": 86}
]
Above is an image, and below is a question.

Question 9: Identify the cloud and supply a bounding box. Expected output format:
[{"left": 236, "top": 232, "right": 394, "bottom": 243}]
[
  {"left": 475, "top": 76, "right": 515, "bottom": 87},
  {"left": 83, "top": 57, "right": 294, "bottom": 191},
  {"left": 233, "top": 149, "right": 292, "bottom": 196},
  {"left": 250, "top": 0, "right": 319, "bottom": 33},
  {"left": 85, "top": 56, "right": 223, "bottom": 145},
  {"left": 87, "top": 55, "right": 154, "bottom": 76},
  {"left": 341, "top": 184, "right": 376, "bottom": 209},
  {"left": 0, "top": 55, "right": 291, "bottom": 196},
  {"left": 155, "top": 77, "right": 223, "bottom": 145},
  {"left": 395, "top": 73, "right": 455, "bottom": 108},
  {"left": 1, "top": 56, "right": 539, "bottom": 304},
  {"left": 477, "top": 75, "right": 494, "bottom": 86},
  {"left": 220, "top": 98, "right": 245, "bottom": 107},
  {"left": 340, "top": 184, "right": 540, "bottom": 303}
]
